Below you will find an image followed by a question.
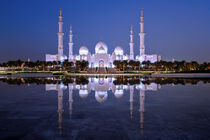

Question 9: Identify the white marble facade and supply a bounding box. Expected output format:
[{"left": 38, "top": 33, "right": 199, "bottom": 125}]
[
  {"left": 46, "top": 9, "right": 161, "bottom": 66},
  {"left": 74, "top": 41, "right": 127, "bottom": 68}
]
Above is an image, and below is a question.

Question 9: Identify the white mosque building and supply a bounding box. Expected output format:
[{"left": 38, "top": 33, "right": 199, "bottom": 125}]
[{"left": 46, "top": 9, "right": 161, "bottom": 67}]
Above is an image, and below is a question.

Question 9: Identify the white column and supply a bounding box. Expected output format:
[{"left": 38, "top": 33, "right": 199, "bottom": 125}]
[
  {"left": 139, "top": 9, "right": 145, "bottom": 56},
  {"left": 130, "top": 25, "right": 134, "bottom": 60},
  {"left": 68, "top": 25, "right": 74, "bottom": 61},
  {"left": 58, "top": 9, "right": 64, "bottom": 59}
]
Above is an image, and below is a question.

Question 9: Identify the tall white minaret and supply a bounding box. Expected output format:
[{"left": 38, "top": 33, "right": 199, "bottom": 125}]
[
  {"left": 139, "top": 9, "right": 145, "bottom": 56},
  {"left": 58, "top": 9, "right": 64, "bottom": 59},
  {"left": 68, "top": 25, "right": 74, "bottom": 61},
  {"left": 129, "top": 25, "right": 134, "bottom": 60}
]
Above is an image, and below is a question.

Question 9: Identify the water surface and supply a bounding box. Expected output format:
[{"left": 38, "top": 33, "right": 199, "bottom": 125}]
[{"left": 0, "top": 76, "right": 210, "bottom": 140}]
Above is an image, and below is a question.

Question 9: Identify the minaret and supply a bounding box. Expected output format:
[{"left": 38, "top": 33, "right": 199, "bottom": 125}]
[
  {"left": 68, "top": 25, "right": 74, "bottom": 61},
  {"left": 139, "top": 9, "right": 145, "bottom": 56},
  {"left": 58, "top": 9, "right": 64, "bottom": 59},
  {"left": 129, "top": 25, "right": 134, "bottom": 60},
  {"left": 139, "top": 90, "right": 145, "bottom": 135}
]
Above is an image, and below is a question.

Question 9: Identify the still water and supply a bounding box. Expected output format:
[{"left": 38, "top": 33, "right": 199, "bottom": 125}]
[{"left": 0, "top": 76, "right": 210, "bottom": 140}]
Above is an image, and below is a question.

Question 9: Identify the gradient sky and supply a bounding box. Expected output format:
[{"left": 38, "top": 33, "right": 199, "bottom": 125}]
[{"left": 0, "top": 0, "right": 210, "bottom": 63}]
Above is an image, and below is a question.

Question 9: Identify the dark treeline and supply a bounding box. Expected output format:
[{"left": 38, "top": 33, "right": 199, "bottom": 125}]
[
  {"left": 0, "top": 59, "right": 89, "bottom": 72},
  {"left": 1, "top": 59, "right": 210, "bottom": 73},
  {"left": 1, "top": 76, "right": 210, "bottom": 86},
  {"left": 113, "top": 60, "right": 210, "bottom": 72}
]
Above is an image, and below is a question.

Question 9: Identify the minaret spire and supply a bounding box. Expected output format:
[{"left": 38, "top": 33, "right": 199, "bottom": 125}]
[
  {"left": 141, "top": 8, "right": 143, "bottom": 17},
  {"left": 58, "top": 9, "right": 64, "bottom": 61},
  {"left": 139, "top": 8, "right": 145, "bottom": 56},
  {"left": 129, "top": 25, "right": 134, "bottom": 60},
  {"left": 68, "top": 25, "right": 74, "bottom": 61},
  {"left": 60, "top": 8, "right": 62, "bottom": 16}
]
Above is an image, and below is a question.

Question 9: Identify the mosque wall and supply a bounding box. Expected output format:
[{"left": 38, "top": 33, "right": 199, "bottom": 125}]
[
  {"left": 46, "top": 54, "right": 58, "bottom": 62},
  {"left": 90, "top": 54, "right": 112, "bottom": 68}
]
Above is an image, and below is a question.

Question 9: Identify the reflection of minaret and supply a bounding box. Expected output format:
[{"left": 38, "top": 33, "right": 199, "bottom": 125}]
[
  {"left": 130, "top": 25, "right": 134, "bottom": 60},
  {"left": 45, "top": 83, "right": 67, "bottom": 134},
  {"left": 68, "top": 25, "right": 73, "bottom": 61},
  {"left": 129, "top": 85, "right": 134, "bottom": 119},
  {"left": 68, "top": 86, "right": 73, "bottom": 119},
  {"left": 139, "top": 9, "right": 145, "bottom": 56},
  {"left": 57, "top": 89, "right": 63, "bottom": 134},
  {"left": 139, "top": 90, "right": 145, "bottom": 135}
]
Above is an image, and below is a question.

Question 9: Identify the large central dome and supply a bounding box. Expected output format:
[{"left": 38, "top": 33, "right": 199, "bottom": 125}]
[{"left": 95, "top": 41, "right": 108, "bottom": 54}]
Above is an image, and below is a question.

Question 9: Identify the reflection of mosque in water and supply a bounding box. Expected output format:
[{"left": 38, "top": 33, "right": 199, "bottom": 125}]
[{"left": 45, "top": 77, "right": 161, "bottom": 134}]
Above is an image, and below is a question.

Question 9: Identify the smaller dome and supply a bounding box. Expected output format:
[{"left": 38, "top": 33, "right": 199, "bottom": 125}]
[
  {"left": 79, "top": 46, "right": 89, "bottom": 55},
  {"left": 114, "top": 46, "right": 124, "bottom": 55}
]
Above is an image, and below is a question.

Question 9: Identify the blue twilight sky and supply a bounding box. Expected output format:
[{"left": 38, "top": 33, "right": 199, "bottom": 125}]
[{"left": 0, "top": 0, "right": 210, "bottom": 63}]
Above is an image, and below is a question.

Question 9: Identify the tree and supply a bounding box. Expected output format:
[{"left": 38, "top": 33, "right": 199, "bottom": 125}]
[
  {"left": 122, "top": 60, "right": 128, "bottom": 71},
  {"left": 113, "top": 60, "right": 121, "bottom": 71},
  {"left": 81, "top": 60, "right": 89, "bottom": 71},
  {"left": 128, "top": 60, "right": 135, "bottom": 70}
]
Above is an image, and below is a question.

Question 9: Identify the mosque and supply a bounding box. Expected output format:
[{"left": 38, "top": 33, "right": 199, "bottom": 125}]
[{"left": 46, "top": 9, "right": 161, "bottom": 67}]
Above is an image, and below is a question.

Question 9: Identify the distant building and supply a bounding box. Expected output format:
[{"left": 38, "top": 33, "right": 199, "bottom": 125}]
[{"left": 46, "top": 9, "right": 161, "bottom": 66}]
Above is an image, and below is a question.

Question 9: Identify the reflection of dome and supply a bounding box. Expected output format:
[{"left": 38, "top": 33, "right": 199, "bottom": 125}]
[
  {"left": 79, "top": 46, "right": 89, "bottom": 55},
  {"left": 95, "top": 91, "right": 108, "bottom": 103},
  {"left": 79, "top": 90, "right": 89, "bottom": 98},
  {"left": 114, "top": 46, "right": 124, "bottom": 55},
  {"left": 95, "top": 41, "right": 108, "bottom": 54},
  {"left": 114, "top": 90, "right": 124, "bottom": 98}
]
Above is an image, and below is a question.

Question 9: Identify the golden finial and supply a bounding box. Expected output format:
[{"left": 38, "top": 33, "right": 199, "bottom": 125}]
[{"left": 60, "top": 8, "right": 62, "bottom": 16}]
